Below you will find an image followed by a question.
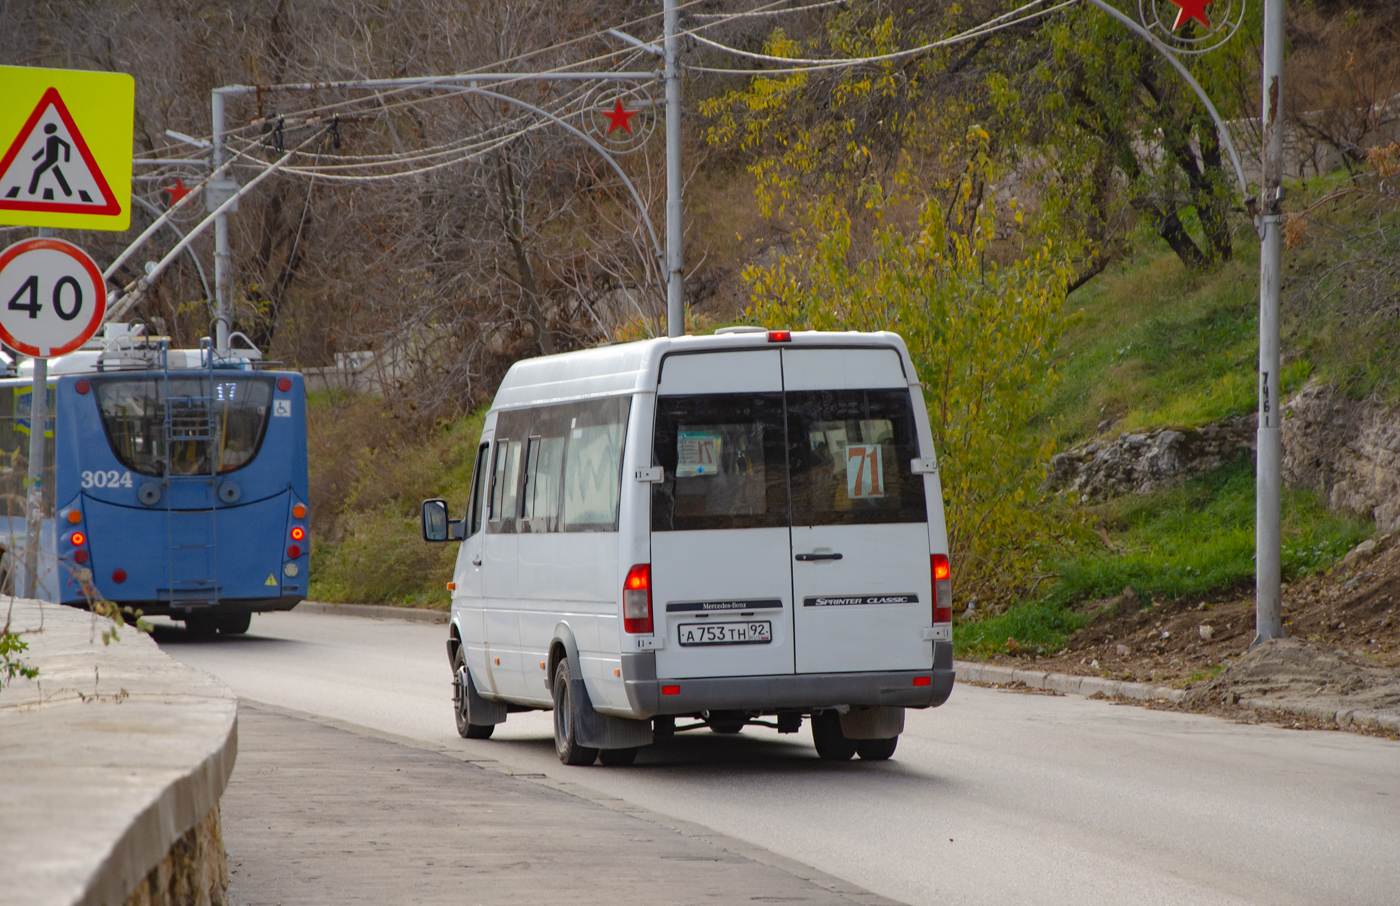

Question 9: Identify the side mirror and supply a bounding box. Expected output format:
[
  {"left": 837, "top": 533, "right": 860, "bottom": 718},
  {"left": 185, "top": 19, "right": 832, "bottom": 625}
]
[{"left": 421, "top": 499, "right": 450, "bottom": 542}]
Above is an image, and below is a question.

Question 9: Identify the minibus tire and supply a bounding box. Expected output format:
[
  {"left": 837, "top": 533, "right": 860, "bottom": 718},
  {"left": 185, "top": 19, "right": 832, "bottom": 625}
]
[
  {"left": 552, "top": 659, "right": 599, "bottom": 766},
  {"left": 811, "top": 711, "right": 857, "bottom": 761},
  {"left": 598, "top": 746, "right": 639, "bottom": 766},
  {"left": 452, "top": 648, "right": 495, "bottom": 740},
  {"left": 856, "top": 735, "right": 899, "bottom": 761}
]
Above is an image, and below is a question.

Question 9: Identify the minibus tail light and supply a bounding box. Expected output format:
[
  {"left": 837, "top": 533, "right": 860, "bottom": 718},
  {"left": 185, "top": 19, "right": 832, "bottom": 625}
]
[
  {"left": 767, "top": 330, "right": 792, "bottom": 343},
  {"left": 623, "top": 564, "right": 653, "bottom": 634},
  {"left": 932, "top": 554, "right": 952, "bottom": 624}
]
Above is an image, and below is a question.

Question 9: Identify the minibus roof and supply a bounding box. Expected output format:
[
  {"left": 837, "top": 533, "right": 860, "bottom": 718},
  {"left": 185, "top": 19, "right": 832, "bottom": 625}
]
[{"left": 492, "top": 330, "right": 916, "bottom": 410}]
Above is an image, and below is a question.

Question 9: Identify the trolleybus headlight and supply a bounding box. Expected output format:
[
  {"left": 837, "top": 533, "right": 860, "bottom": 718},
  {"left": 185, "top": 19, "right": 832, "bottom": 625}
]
[
  {"left": 290, "top": 526, "right": 306, "bottom": 541},
  {"left": 112, "top": 569, "right": 127, "bottom": 584},
  {"left": 623, "top": 564, "right": 653, "bottom": 634},
  {"left": 69, "top": 532, "right": 85, "bottom": 546},
  {"left": 287, "top": 545, "right": 302, "bottom": 559}
]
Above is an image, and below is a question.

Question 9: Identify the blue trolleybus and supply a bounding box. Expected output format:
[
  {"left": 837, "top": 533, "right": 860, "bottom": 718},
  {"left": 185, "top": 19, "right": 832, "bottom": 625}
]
[{"left": 0, "top": 326, "right": 309, "bottom": 634}]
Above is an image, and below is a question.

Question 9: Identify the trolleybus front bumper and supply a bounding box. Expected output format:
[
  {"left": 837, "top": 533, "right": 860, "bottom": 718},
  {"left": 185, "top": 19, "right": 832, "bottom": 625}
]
[{"left": 620, "top": 641, "right": 955, "bottom": 718}]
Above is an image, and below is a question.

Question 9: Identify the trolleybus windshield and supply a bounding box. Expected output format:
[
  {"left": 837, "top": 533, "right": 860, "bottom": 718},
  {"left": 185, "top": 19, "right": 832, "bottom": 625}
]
[{"left": 92, "top": 375, "right": 275, "bottom": 477}]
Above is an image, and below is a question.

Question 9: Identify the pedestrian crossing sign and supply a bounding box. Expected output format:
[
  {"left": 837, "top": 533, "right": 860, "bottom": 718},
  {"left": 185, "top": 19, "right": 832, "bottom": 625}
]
[{"left": 0, "top": 66, "right": 133, "bottom": 231}]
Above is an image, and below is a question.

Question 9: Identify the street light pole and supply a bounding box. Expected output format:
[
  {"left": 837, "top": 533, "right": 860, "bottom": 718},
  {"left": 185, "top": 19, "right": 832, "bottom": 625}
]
[
  {"left": 1255, "top": 0, "right": 1286, "bottom": 645},
  {"left": 663, "top": 0, "right": 685, "bottom": 337}
]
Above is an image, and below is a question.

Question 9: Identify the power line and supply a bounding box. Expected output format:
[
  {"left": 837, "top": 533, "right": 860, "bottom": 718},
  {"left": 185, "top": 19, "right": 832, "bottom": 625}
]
[{"left": 685, "top": 0, "right": 1074, "bottom": 74}]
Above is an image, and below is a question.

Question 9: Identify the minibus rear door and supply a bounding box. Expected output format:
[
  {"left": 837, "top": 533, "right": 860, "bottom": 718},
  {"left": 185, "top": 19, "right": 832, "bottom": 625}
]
[
  {"left": 650, "top": 350, "right": 796, "bottom": 678},
  {"left": 783, "top": 348, "right": 933, "bottom": 674}
]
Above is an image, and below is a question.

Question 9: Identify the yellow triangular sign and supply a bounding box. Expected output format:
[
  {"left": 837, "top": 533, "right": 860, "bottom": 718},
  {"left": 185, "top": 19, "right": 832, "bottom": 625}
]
[
  {"left": 0, "top": 88, "right": 121, "bottom": 216},
  {"left": 265, "top": 573, "right": 278, "bottom": 586}
]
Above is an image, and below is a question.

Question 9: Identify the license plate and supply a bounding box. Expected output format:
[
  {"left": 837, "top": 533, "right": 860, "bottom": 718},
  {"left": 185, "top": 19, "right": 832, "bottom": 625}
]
[{"left": 678, "top": 621, "right": 772, "bottom": 647}]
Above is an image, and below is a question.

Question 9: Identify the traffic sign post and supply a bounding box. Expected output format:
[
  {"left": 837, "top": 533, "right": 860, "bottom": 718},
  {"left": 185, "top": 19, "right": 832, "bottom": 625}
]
[
  {"left": 0, "top": 66, "right": 134, "bottom": 232},
  {"left": 0, "top": 234, "right": 107, "bottom": 598}
]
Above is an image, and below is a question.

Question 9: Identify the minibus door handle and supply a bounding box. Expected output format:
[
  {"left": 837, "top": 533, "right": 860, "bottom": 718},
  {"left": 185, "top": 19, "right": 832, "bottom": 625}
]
[
  {"left": 795, "top": 552, "right": 843, "bottom": 561},
  {"left": 471, "top": 554, "right": 483, "bottom": 567}
]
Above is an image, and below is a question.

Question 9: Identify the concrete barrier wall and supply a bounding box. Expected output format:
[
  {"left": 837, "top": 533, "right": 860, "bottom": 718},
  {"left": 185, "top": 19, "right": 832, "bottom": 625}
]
[{"left": 0, "top": 599, "right": 237, "bottom": 906}]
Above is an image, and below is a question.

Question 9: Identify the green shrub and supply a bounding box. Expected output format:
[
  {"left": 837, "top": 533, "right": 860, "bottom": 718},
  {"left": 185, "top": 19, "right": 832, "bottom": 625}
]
[{"left": 955, "top": 461, "right": 1371, "bottom": 658}]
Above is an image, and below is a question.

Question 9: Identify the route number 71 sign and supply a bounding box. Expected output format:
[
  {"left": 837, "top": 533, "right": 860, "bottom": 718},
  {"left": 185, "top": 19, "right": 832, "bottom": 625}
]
[{"left": 846, "top": 444, "right": 886, "bottom": 499}]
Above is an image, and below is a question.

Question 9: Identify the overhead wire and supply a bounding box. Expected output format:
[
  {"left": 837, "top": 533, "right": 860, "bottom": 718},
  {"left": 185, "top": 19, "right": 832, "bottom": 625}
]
[{"left": 684, "top": 0, "right": 1077, "bottom": 74}]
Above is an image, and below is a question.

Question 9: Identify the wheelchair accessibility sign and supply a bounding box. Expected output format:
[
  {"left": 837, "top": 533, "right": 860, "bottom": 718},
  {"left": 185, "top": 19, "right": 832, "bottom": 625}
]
[{"left": 0, "top": 66, "right": 134, "bottom": 231}]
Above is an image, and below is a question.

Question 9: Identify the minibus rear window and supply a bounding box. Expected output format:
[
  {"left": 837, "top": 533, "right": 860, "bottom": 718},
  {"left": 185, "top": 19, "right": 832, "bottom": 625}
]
[
  {"left": 786, "top": 389, "right": 927, "bottom": 526},
  {"left": 652, "top": 393, "right": 788, "bottom": 531}
]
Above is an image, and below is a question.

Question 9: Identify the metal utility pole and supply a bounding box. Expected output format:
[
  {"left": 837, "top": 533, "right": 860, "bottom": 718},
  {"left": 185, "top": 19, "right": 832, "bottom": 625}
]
[
  {"left": 1255, "top": 0, "right": 1285, "bottom": 645},
  {"left": 664, "top": 0, "right": 685, "bottom": 337},
  {"left": 210, "top": 89, "right": 233, "bottom": 355},
  {"left": 22, "top": 228, "right": 52, "bottom": 599}
]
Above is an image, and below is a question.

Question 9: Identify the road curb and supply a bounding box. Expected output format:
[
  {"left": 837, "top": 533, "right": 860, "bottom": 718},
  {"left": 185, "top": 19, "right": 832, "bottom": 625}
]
[
  {"left": 955, "top": 660, "right": 1400, "bottom": 734},
  {"left": 0, "top": 599, "right": 238, "bottom": 906},
  {"left": 294, "top": 601, "right": 448, "bottom": 622},
  {"left": 1234, "top": 696, "right": 1400, "bottom": 734},
  {"left": 955, "top": 660, "right": 1186, "bottom": 703}
]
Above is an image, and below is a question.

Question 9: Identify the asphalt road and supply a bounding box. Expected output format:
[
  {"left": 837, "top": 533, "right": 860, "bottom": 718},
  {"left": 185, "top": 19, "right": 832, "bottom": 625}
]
[{"left": 158, "top": 610, "right": 1400, "bottom": 906}]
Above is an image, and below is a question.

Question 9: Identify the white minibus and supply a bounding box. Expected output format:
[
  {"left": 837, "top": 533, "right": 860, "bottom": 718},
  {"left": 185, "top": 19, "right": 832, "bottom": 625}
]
[{"left": 422, "top": 328, "right": 954, "bottom": 765}]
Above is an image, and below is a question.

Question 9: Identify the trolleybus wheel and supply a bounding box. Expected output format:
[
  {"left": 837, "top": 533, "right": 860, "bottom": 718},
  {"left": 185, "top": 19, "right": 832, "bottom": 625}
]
[
  {"left": 184, "top": 615, "right": 217, "bottom": 638},
  {"left": 598, "top": 746, "right": 639, "bottom": 766},
  {"left": 451, "top": 647, "right": 495, "bottom": 739},
  {"left": 855, "top": 735, "right": 899, "bottom": 761},
  {"left": 811, "top": 710, "right": 857, "bottom": 761},
  {"left": 552, "top": 659, "right": 599, "bottom": 766},
  {"left": 216, "top": 613, "right": 251, "bottom": 635}
]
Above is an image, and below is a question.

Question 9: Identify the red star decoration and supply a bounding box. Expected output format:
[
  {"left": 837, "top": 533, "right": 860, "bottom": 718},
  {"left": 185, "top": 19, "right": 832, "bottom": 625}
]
[
  {"left": 162, "top": 177, "right": 192, "bottom": 207},
  {"left": 603, "top": 98, "right": 637, "bottom": 135},
  {"left": 1166, "top": 0, "right": 1211, "bottom": 30}
]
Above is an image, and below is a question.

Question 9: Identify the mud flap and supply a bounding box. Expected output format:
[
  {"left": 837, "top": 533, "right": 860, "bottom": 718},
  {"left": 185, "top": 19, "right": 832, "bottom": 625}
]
[
  {"left": 464, "top": 669, "right": 508, "bottom": 726},
  {"left": 569, "top": 677, "right": 653, "bottom": 749},
  {"left": 839, "top": 705, "right": 905, "bottom": 740}
]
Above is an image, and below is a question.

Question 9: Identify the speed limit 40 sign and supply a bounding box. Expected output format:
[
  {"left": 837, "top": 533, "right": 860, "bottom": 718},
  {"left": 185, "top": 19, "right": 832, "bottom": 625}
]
[{"left": 0, "top": 237, "right": 106, "bottom": 357}]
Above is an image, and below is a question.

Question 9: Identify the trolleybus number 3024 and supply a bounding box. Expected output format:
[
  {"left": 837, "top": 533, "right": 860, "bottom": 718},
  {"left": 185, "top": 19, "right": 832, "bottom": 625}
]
[
  {"left": 678, "top": 621, "right": 773, "bottom": 646},
  {"left": 80, "top": 469, "right": 134, "bottom": 489}
]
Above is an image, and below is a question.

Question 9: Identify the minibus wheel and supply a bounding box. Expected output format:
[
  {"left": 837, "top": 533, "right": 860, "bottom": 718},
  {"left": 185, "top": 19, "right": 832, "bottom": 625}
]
[
  {"left": 811, "top": 711, "right": 857, "bottom": 761},
  {"left": 452, "top": 648, "right": 495, "bottom": 740},
  {"left": 552, "top": 659, "right": 599, "bottom": 766},
  {"left": 856, "top": 736, "right": 899, "bottom": 761}
]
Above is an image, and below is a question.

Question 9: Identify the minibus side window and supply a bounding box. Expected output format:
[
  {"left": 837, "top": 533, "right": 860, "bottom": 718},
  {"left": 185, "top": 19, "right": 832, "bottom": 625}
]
[
  {"left": 786, "top": 389, "right": 926, "bottom": 526},
  {"left": 488, "top": 439, "right": 522, "bottom": 532},
  {"left": 465, "top": 442, "right": 488, "bottom": 537},
  {"left": 651, "top": 393, "right": 788, "bottom": 532},
  {"left": 561, "top": 396, "right": 630, "bottom": 532},
  {"left": 518, "top": 403, "right": 568, "bottom": 532}
]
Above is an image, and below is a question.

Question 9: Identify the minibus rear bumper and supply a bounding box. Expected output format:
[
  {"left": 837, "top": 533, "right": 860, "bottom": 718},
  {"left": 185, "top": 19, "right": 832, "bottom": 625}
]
[{"left": 622, "top": 642, "right": 955, "bottom": 718}]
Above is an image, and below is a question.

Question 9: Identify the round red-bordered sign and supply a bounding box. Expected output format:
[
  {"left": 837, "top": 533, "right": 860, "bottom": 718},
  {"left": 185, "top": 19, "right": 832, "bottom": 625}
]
[{"left": 0, "top": 237, "right": 107, "bottom": 358}]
